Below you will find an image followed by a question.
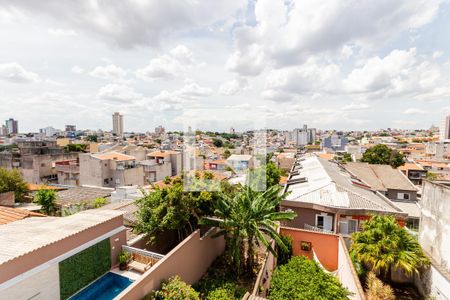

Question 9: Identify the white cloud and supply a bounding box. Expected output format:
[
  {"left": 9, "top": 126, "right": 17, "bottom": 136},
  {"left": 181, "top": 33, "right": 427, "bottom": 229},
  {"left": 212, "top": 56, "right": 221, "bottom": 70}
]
[
  {"left": 97, "top": 83, "right": 142, "bottom": 103},
  {"left": 228, "top": 0, "right": 443, "bottom": 76},
  {"left": 219, "top": 77, "right": 248, "bottom": 95},
  {"left": 9, "top": 0, "right": 247, "bottom": 48},
  {"left": 136, "top": 45, "right": 195, "bottom": 81},
  {"left": 403, "top": 108, "right": 427, "bottom": 115},
  {"left": 89, "top": 64, "right": 127, "bottom": 80},
  {"left": 342, "top": 102, "right": 371, "bottom": 111},
  {"left": 0, "top": 63, "right": 39, "bottom": 83},
  {"left": 71, "top": 65, "right": 84, "bottom": 74},
  {"left": 47, "top": 28, "right": 77, "bottom": 37}
]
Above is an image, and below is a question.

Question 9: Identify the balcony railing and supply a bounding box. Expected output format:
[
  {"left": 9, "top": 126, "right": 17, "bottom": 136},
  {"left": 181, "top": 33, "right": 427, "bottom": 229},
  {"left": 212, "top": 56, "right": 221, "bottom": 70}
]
[{"left": 304, "top": 223, "right": 333, "bottom": 234}]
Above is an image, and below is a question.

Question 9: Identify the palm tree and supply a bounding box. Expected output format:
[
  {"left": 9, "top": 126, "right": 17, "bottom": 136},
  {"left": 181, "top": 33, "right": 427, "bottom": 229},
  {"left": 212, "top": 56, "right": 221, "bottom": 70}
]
[
  {"left": 350, "top": 215, "right": 429, "bottom": 282},
  {"left": 200, "top": 185, "right": 296, "bottom": 276}
]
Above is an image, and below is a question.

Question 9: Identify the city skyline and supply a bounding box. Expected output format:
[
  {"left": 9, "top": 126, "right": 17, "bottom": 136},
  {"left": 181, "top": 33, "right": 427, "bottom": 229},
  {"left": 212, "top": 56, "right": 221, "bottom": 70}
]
[{"left": 1, "top": 1, "right": 450, "bottom": 132}]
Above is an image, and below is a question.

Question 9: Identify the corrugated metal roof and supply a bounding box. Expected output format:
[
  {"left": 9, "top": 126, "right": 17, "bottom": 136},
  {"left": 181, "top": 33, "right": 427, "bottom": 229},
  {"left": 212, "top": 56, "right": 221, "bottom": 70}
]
[
  {"left": 285, "top": 156, "right": 405, "bottom": 214},
  {"left": 0, "top": 209, "right": 123, "bottom": 265}
]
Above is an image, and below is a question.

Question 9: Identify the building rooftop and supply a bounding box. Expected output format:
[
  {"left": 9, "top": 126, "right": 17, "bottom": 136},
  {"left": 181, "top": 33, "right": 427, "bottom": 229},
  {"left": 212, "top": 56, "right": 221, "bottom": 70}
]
[
  {"left": 57, "top": 186, "right": 113, "bottom": 206},
  {"left": 284, "top": 155, "right": 405, "bottom": 214},
  {"left": 0, "top": 206, "right": 45, "bottom": 225},
  {"left": 0, "top": 209, "right": 123, "bottom": 265},
  {"left": 398, "top": 162, "right": 425, "bottom": 172},
  {"left": 92, "top": 151, "right": 136, "bottom": 161},
  {"left": 147, "top": 150, "right": 179, "bottom": 157},
  {"left": 344, "top": 162, "right": 417, "bottom": 192},
  {"left": 227, "top": 154, "right": 252, "bottom": 161}
]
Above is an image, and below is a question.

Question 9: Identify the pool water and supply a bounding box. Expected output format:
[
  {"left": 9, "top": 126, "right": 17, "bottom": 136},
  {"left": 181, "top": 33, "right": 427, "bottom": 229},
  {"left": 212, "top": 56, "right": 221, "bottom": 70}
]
[{"left": 69, "top": 272, "right": 134, "bottom": 300}]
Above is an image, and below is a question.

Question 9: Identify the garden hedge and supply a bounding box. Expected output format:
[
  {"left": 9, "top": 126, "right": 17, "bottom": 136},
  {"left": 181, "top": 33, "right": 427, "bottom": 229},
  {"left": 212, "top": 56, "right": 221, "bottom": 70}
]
[{"left": 59, "top": 238, "right": 111, "bottom": 299}]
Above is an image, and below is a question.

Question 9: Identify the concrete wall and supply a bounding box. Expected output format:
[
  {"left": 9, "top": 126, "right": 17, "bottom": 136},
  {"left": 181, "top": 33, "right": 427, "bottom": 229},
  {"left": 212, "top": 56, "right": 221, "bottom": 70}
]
[
  {"left": 0, "top": 263, "right": 60, "bottom": 300},
  {"left": 337, "top": 236, "right": 365, "bottom": 300},
  {"left": 79, "top": 154, "right": 104, "bottom": 187},
  {"left": 280, "top": 227, "right": 339, "bottom": 271},
  {"left": 415, "top": 263, "right": 450, "bottom": 300},
  {"left": 419, "top": 181, "right": 450, "bottom": 272},
  {"left": 117, "top": 229, "right": 225, "bottom": 300},
  {"left": 0, "top": 191, "right": 15, "bottom": 206}
]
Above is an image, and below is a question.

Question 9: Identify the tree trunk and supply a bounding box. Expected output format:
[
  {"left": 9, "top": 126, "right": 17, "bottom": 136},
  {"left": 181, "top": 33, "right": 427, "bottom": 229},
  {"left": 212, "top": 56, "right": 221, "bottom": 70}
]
[{"left": 247, "top": 236, "right": 255, "bottom": 274}]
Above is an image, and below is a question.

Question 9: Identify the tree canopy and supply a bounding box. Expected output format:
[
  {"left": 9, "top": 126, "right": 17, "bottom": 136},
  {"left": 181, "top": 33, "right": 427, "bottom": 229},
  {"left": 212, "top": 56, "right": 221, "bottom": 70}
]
[
  {"left": 269, "top": 256, "right": 350, "bottom": 300},
  {"left": 350, "top": 215, "right": 429, "bottom": 281},
  {"left": 34, "top": 189, "right": 57, "bottom": 215},
  {"left": 0, "top": 168, "right": 28, "bottom": 202},
  {"left": 360, "top": 144, "right": 405, "bottom": 168},
  {"left": 200, "top": 185, "right": 296, "bottom": 276}
]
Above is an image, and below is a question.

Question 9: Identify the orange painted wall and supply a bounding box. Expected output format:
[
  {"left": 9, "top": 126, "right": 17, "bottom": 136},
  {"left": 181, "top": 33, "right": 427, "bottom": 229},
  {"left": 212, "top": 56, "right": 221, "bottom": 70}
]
[{"left": 280, "top": 227, "right": 339, "bottom": 271}]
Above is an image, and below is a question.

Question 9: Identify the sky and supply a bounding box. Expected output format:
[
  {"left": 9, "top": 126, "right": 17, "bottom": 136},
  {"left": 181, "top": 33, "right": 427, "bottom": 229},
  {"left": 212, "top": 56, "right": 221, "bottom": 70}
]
[{"left": 0, "top": 0, "right": 450, "bottom": 133}]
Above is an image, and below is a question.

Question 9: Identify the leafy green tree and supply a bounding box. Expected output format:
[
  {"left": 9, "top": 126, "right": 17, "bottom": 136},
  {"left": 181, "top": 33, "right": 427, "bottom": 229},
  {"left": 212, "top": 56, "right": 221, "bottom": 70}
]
[
  {"left": 277, "top": 235, "right": 293, "bottom": 265},
  {"left": 266, "top": 162, "right": 281, "bottom": 188},
  {"left": 135, "top": 179, "right": 233, "bottom": 243},
  {"left": 223, "top": 149, "right": 231, "bottom": 159},
  {"left": 0, "top": 168, "right": 29, "bottom": 202},
  {"left": 213, "top": 138, "right": 223, "bottom": 147},
  {"left": 350, "top": 215, "right": 429, "bottom": 282},
  {"left": 200, "top": 185, "right": 296, "bottom": 276},
  {"left": 34, "top": 189, "right": 57, "bottom": 215},
  {"left": 336, "top": 152, "right": 353, "bottom": 163},
  {"left": 151, "top": 276, "right": 199, "bottom": 300},
  {"left": 361, "top": 144, "right": 405, "bottom": 168},
  {"left": 269, "top": 256, "right": 350, "bottom": 300},
  {"left": 85, "top": 135, "right": 98, "bottom": 142},
  {"left": 64, "top": 143, "right": 87, "bottom": 153},
  {"left": 92, "top": 197, "right": 107, "bottom": 208}
]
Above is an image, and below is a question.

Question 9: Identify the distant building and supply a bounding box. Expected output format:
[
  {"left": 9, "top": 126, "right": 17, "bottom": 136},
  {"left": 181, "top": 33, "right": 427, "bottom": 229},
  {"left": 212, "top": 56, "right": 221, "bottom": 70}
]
[
  {"left": 155, "top": 125, "right": 165, "bottom": 136},
  {"left": 112, "top": 112, "right": 124, "bottom": 136},
  {"left": 79, "top": 151, "right": 143, "bottom": 188},
  {"left": 5, "top": 118, "right": 18, "bottom": 135},
  {"left": 65, "top": 125, "right": 76, "bottom": 132},
  {"left": 440, "top": 115, "right": 450, "bottom": 141},
  {"left": 287, "top": 125, "right": 316, "bottom": 146},
  {"left": 39, "top": 126, "right": 59, "bottom": 137},
  {"left": 230, "top": 127, "right": 235, "bottom": 134},
  {"left": 322, "top": 134, "right": 348, "bottom": 151},
  {"left": 140, "top": 150, "right": 182, "bottom": 183},
  {"left": 0, "top": 125, "right": 7, "bottom": 136},
  {"left": 226, "top": 154, "right": 254, "bottom": 171}
]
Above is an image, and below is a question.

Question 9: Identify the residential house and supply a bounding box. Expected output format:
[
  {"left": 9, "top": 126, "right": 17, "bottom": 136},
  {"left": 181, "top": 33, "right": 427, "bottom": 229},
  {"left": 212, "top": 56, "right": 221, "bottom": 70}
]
[
  {"left": 79, "top": 151, "right": 144, "bottom": 188},
  {"left": 55, "top": 159, "right": 80, "bottom": 186},
  {"left": 226, "top": 154, "right": 254, "bottom": 172},
  {"left": 140, "top": 150, "right": 181, "bottom": 183},
  {"left": 399, "top": 162, "right": 428, "bottom": 185},
  {"left": 343, "top": 162, "right": 420, "bottom": 229},
  {"left": 0, "top": 210, "right": 126, "bottom": 299},
  {"left": 281, "top": 155, "right": 407, "bottom": 236},
  {"left": 275, "top": 152, "right": 296, "bottom": 171},
  {"left": 344, "top": 162, "right": 419, "bottom": 201}
]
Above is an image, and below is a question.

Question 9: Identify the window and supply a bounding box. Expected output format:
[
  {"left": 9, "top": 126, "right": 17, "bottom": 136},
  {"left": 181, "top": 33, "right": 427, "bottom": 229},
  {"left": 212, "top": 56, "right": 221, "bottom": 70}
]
[
  {"left": 348, "top": 219, "right": 358, "bottom": 234},
  {"left": 315, "top": 214, "right": 333, "bottom": 231},
  {"left": 397, "top": 193, "right": 410, "bottom": 200}
]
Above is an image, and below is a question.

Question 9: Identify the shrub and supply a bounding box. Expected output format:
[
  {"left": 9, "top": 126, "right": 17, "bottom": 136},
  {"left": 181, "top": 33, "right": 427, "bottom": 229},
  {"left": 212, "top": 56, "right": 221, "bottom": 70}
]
[
  {"left": 366, "top": 272, "right": 395, "bottom": 300},
  {"left": 277, "top": 235, "right": 293, "bottom": 265},
  {"left": 269, "top": 256, "right": 350, "bottom": 300},
  {"left": 152, "top": 276, "right": 199, "bottom": 300},
  {"left": 93, "top": 197, "right": 107, "bottom": 208},
  {"left": 0, "top": 168, "right": 28, "bottom": 202},
  {"left": 34, "top": 189, "right": 57, "bottom": 215}
]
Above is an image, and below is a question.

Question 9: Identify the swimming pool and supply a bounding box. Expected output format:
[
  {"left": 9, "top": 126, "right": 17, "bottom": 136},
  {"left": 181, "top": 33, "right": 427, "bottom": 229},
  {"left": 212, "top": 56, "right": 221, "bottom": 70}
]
[{"left": 69, "top": 272, "right": 134, "bottom": 300}]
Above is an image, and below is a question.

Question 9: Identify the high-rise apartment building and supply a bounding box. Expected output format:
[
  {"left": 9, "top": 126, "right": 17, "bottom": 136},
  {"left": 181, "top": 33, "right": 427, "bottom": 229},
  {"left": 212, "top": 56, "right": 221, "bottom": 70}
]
[
  {"left": 440, "top": 115, "right": 450, "bottom": 141},
  {"left": 112, "top": 112, "right": 124, "bottom": 136},
  {"left": 155, "top": 125, "right": 165, "bottom": 136},
  {"left": 5, "top": 118, "right": 18, "bottom": 134},
  {"left": 288, "top": 125, "right": 316, "bottom": 146},
  {"left": 65, "top": 125, "right": 76, "bottom": 132}
]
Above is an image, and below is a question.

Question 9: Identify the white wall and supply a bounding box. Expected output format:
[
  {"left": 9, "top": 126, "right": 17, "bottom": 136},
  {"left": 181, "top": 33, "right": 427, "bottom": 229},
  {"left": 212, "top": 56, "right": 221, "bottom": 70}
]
[
  {"left": 1, "top": 263, "right": 60, "bottom": 300},
  {"left": 337, "top": 237, "right": 365, "bottom": 300}
]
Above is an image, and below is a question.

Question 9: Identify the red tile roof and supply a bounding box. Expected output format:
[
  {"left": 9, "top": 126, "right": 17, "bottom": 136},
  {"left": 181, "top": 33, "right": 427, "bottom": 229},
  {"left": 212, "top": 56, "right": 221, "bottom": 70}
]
[{"left": 0, "top": 206, "right": 45, "bottom": 225}]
